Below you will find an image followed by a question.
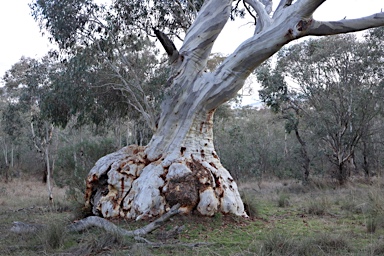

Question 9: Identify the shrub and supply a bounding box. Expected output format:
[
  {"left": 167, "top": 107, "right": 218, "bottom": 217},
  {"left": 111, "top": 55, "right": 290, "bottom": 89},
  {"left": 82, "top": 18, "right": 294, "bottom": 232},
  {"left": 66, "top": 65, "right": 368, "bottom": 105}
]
[
  {"left": 42, "top": 221, "right": 66, "bottom": 251},
  {"left": 55, "top": 137, "right": 117, "bottom": 190},
  {"left": 364, "top": 241, "right": 384, "bottom": 255},
  {"left": 305, "top": 196, "right": 330, "bottom": 216},
  {"left": 277, "top": 193, "right": 290, "bottom": 208},
  {"left": 261, "top": 232, "right": 295, "bottom": 255},
  {"left": 367, "top": 188, "right": 384, "bottom": 216},
  {"left": 366, "top": 217, "right": 377, "bottom": 233},
  {"left": 296, "top": 233, "right": 351, "bottom": 255},
  {"left": 241, "top": 191, "right": 260, "bottom": 218}
]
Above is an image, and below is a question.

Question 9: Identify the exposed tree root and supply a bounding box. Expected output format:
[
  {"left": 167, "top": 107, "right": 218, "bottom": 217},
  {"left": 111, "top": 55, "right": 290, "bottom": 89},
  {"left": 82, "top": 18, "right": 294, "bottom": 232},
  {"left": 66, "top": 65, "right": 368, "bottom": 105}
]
[{"left": 11, "top": 204, "right": 181, "bottom": 238}]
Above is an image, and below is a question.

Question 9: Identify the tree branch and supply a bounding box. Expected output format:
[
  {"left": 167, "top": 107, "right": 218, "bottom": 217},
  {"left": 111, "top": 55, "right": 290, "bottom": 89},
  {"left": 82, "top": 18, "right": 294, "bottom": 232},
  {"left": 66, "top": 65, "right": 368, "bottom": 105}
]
[
  {"left": 69, "top": 203, "right": 180, "bottom": 235},
  {"left": 244, "top": 0, "right": 272, "bottom": 34},
  {"left": 179, "top": 0, "right": 232, "bottom": 67},
  {"left": 259, "top": 0, "right": 273, "bottom": 14},
  {"left": 295, "top": 0, "right": 326, "bottom": 18},
  {"left": 153, "top": 29, "right": 179, "bottom": 64},
  {"left": 307, "top": 12, "right": 384, "bottom": 36}
]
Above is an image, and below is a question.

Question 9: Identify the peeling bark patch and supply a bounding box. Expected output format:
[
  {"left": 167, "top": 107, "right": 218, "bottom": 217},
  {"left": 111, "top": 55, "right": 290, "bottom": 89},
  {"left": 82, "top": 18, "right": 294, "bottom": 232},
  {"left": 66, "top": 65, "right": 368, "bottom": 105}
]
[
  {"left": 188, "top": 160, "right": 213, "bottom": 191},
  {"left": 164, "top": 174, "right": 199, "bottom": 208},
  {"left": 164, "top": 159, "right": 215, "bottom": 211}
]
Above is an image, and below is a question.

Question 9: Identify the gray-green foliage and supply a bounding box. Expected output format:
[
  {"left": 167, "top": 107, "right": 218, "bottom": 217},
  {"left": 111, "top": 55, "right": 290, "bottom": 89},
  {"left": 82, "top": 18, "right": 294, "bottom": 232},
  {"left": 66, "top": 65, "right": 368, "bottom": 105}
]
[
  {"left": 214, "top": 107, "right": 302, "bottom": 180},
  {"left": 257, "top": 28, "right": 384, "bottom": 183},
  {"left": 55, "top": 136, "right": 117, "bottom": 190},
  {"left": 29, "top": 0, "right": 173, "bottom": 131}
]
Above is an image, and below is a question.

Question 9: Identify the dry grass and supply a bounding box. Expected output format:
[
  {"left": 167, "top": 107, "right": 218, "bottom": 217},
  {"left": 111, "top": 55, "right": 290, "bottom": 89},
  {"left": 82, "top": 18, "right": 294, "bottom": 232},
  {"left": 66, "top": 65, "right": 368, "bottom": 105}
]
[{"left": 0, "top": 179, "right": 67, "bottom": 210}]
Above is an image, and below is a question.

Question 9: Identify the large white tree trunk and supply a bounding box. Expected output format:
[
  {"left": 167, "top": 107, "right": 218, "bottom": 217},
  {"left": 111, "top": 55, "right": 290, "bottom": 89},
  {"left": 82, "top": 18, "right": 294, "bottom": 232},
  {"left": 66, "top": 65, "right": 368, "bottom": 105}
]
[
  {"left": 85, "top": 0, "right": 384, "bottom": 219},
  {"left": 85, "top": 109, "right": 245, "bottom": 219}
]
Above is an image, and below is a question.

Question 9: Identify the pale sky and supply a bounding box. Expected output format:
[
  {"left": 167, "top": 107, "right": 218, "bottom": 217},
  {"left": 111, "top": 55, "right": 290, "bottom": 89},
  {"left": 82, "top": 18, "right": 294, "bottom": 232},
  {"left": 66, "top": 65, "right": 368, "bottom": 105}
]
[{"left": 0, "top": 0, "right": 383, "bottom": 83}]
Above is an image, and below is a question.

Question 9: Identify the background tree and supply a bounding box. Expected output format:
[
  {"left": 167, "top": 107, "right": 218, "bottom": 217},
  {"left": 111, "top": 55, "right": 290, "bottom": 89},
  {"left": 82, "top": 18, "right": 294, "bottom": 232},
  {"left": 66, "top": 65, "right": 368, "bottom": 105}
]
[
  {"left": 2, "top": 56, "right": 60, "bottom": 200},
  {"left": 0, "top": 103, "right": 26, "bottom": 182},
  {"left": 257, "top": 60, "right": 313, "bottom": 182},
  {"left": 270, "top": 32, "right": 384, "bottom": 184},
  {"left": 30, "top": 0, "right": 384, "bottom": 219}
]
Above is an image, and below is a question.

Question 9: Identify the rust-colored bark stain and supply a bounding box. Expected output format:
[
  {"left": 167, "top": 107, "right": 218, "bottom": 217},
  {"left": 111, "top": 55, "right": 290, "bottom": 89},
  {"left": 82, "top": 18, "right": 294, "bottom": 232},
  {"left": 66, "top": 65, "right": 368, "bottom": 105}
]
[
  {"left": 199, "top": 110, "right": 215, "bottom": 134},
  {"left": 215, "top": 176, "right": 221, "bottom": 187},
  {"left": 206, "top": 109, "right": 215, "bottom": 128},
  {"left": 121, "top": 177, "right": 125, "bottom": 193},
  {"left": 91, "top": 174, "right": 99, "bottom": 182},
  {"left": 216, "top": 186, "right": 224, "bottom": 198},
  {"left": 85, "top": 173, "right": 100, "bottom": 205},
  {"left": 124, "top": 144, "right": 145, "bottom": 155}
]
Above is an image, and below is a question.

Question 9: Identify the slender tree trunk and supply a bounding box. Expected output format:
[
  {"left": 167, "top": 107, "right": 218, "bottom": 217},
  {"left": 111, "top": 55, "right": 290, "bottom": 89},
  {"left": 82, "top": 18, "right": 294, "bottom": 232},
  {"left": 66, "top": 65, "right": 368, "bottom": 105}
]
[
  {"left": 337, "top": 161, "right": 346, "bottom": 185},
  {"left": 362, "top": 139, "right": 370, "bottom": 178},
  {"left": 294, "top": 128, "right": 310, "bottom": 182},
  {"left": 3, "top": 143, "right": 9, "bottom": 183},
  {"left": 45, "top": 146, "right": 53, "bottom": 202}
]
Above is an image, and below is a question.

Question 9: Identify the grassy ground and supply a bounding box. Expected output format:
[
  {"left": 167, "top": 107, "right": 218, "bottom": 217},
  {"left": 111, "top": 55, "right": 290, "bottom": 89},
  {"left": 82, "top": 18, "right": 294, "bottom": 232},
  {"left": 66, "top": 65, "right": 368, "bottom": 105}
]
[{"left": 1, "top": 177, "right": 384, "bottom": 255}]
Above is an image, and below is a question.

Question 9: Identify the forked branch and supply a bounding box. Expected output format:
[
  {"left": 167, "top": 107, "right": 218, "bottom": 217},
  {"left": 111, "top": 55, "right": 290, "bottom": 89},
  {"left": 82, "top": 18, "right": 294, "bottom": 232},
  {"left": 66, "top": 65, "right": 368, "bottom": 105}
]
[{"left": 244, "top": 0, "right": 272, "bottom": 33}]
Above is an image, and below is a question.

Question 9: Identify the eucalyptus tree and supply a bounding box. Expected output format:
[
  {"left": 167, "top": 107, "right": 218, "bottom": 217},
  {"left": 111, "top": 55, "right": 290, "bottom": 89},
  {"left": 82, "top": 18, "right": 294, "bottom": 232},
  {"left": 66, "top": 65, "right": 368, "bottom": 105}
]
[
  {"left": 2, "top": 56, "right": 59, "bottom": 200},
  {"left": 0, "top": 104, "right": 25, "bottom": 182},
  {"left": 269, "top": 33, "right": 384, "bottom": 184},
  {"left": 31, "top": 0, "right": 384, "bottom": 218},
  {"left": 357, "top": 27, "right": 384, "bottom": 177},
  {"left": 257, "top": 61, "right": 312, "bottom": 182}
]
